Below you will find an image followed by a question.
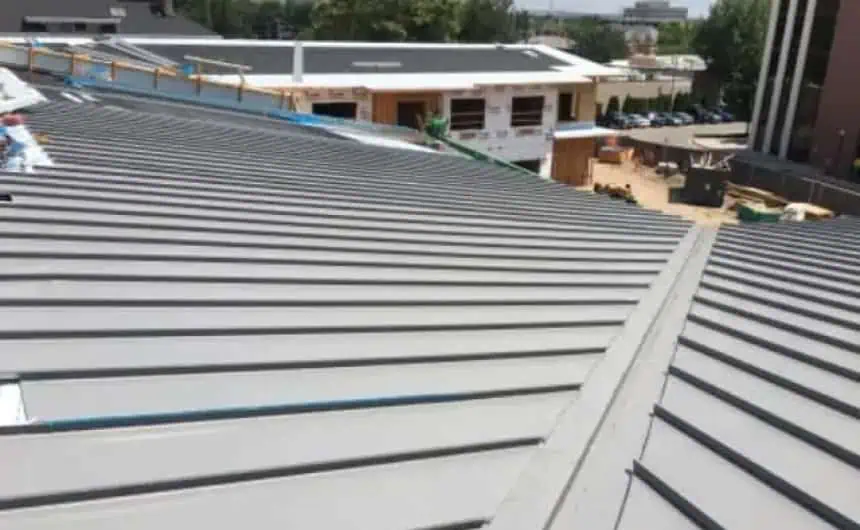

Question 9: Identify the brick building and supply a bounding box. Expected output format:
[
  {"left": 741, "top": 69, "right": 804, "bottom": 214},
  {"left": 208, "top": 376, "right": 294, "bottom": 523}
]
[{"left": 748, "top": 0, "right": 859, "bottom": 178}]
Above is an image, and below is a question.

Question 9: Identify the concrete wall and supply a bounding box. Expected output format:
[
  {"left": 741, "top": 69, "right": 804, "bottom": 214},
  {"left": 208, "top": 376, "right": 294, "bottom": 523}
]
[
  {"left": 811, "top": 0, "right": 860, "bottom": 177},
  {"left": 575, "top": 82, "right": 596, "bottom": 122}
]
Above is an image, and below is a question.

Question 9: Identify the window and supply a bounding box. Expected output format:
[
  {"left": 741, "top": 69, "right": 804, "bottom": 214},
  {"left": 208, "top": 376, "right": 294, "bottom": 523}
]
[
  {"left": 99, "top": 23, "right": 118, "bottom": 34},
  {"left": 511, "top": 96, "right": 544, "bottom": 127},
  {"left": 20, "top": 22, "right": 48, "bottom": 32},
  {"left": 312, "top": 102, "right": 358, "bottom": 120},
  {"left": 557, "top": 93, "right": 573, "bottom": 122},
  {"left": 450, "top": 98, "right": 485, "bottom": 131},
  {"left": 73, "top": 23, "right": 88, "bottom": 32}
]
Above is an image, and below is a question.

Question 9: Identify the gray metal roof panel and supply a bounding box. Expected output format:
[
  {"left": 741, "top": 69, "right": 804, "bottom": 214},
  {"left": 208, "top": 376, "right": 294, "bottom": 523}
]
[
  {"left": 2, "top": 393, "right": 573, "bottom": 502},
  {"left": 616, "top": 478, "right": 699, "bottom": 530},
  {"left": 0, "top": 92, "right": 697, "bottom": 527},
  {"left": 0, "top": 447, "right": 536, "bottom": 530},
  {"left": 609, "top": 220, "right": 860, "bottom": 529},
  {"left": 0, "top": 325, "right": 620, "bottom": 375},
  {"left": 10, "top": 89, "right": 860, "bottom": 529},
  {"left": 21, "top": 355, "right": 596, "bottom": 420}
]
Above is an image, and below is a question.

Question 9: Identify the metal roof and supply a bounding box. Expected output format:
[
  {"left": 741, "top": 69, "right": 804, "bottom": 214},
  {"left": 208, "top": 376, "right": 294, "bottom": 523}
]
[
  {"left": 563, "top": 219, "right": 860, "bottom": 530},
  {"left": 0, "top": 88, "right": 857, "bottom": 529},
  {"left": 0, "top": 94, "right": 691, "bottom": 529}
]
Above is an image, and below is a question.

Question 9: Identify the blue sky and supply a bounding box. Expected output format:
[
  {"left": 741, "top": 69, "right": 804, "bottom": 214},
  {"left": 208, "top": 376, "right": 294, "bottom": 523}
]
[{"left": 514, "top": 0, "right": 714, "bottom": 17}]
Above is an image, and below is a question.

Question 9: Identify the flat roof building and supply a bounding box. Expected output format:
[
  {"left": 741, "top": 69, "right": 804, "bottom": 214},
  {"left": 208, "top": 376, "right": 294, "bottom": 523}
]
[{"left": 622, "top": 1, "right": 688, "bottom": 23}]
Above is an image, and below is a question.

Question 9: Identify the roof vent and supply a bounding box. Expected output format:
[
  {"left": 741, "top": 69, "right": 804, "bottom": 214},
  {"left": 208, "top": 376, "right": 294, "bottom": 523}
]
[
  {"left": 523, "top": 50, "right": 540, "bottom": 58},
  {"left": 109, "top": 7, "right": 127, "bottom": 18}
]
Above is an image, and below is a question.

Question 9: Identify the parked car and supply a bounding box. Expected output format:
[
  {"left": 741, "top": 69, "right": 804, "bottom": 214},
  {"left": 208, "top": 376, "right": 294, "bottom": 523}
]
[
  {"left": 646, "top": 112, "right": 670, "bottom": 127},
  {"left": 673, "top": 112, "right": 695, "bottom": 125},
  {"left": 628, "top": 113, "right": 652, "bottom": 127},
  {"left": 659, "top": 112, "right": 684, "bottom": 126},
  {"left": 690, "top": 105, "right": 722, "bottom": 124},
  {"left": 600, "top": 112, "right": 634, "bottom": 129},
  {"left": 713, "top": 108, "right": 735, "bottom": 122}
]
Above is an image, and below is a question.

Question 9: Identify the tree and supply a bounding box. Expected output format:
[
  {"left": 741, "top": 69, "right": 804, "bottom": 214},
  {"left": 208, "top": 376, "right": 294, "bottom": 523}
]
[
  {"left": 457, "top": 0, "right": 516, "bottom": 43},
  {"left": 402, "top": 0, "right": 461, "bottom": 42},
  {"left": 657, "top": 21, "right": 699, "bottom": 55},
  {"left": 607, "top": 95, "right": 621, "bottom": 114},
  {"left": 310, "top": 0, "right": 459, "bottom": 42},
  {"left": 566, "top": 18, "right": 628, "bottom": 63},
  {"left": 672, "top": 92, "right": 691, "bottom": 112},
  {"left": 693, "top": 0, "right": 769, "bottom": 118},
  {"left": 622, "top": 97, "right": 633, "bottom": 114}
]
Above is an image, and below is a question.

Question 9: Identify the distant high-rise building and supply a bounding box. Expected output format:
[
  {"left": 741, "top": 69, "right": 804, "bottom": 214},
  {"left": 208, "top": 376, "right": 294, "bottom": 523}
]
[{"left": 622, "top": 1, "right": 688, "bottom": 23}]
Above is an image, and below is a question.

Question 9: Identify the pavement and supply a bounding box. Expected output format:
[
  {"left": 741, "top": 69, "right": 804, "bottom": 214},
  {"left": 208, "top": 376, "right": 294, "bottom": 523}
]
[{"left": 624, "top": 122, "right": 749, "bottom": 150}]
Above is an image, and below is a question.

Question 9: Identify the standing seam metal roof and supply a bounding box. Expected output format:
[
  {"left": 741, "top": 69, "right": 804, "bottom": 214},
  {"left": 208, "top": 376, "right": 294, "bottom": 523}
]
[
  {"left": 0, "top": 95, "right": 696, "bottom": 529},
  {"left": 610, "top": 219, "right": 860, "bottom": 530},
  {"left": 1, "top": 90, "right": 857, "bottom": 530}
]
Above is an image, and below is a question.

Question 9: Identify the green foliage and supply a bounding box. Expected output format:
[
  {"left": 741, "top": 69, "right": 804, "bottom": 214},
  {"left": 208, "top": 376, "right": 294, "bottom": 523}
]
[
  {"left": 671, "top": 92, "right": 691, "bottom": 112},
  {"left": 175, "top": 0, "right": 312, "bottom": 38},
  {"left": 310, "top": 0, "right": 462, "bottom": 41},
  {"left": 693, "top": 0, "right": 769, "bottom": 118},
  {"left": 654, "top": 94, "right": 671, "bottom": 112},
  {"left": 657, "top": 21, "right": 699, "bottom": 55},
  {"left": 457, "top": 0, "right": 516, "bottom": 42},
  {"left": 621, "top": 97, "right": 633, "bottom": 114},
  {"left": 606, "top": 95, "right": 621, "bottom": 114},
  {"left": 566, "top": 18, "right": 628, "bottom": 63}
]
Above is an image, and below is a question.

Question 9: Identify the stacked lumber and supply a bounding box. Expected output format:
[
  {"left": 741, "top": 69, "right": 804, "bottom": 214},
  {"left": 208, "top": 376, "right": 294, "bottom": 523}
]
[
  {"left": 725, "top": 182, "right": 835, "bottom": 222},
  {"left": 725, "top": 182, "right": 788, "bottom": 208}
]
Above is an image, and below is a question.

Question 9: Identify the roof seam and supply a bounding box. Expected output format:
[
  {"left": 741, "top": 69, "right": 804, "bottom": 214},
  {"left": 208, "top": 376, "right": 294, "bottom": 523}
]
[
  {"left": 628, "top": 460, "right": 723, "bottom": 530},
  {"left": 487, "top": 226, "right": 714, "bottom": 530},
  {"left": 677, "top": 335, "right": 860, "bottom": 419},
  {"left": 667, "top": 365, "right": 860, "bottom": 469},
  {"left": 0, "top": 437, "right": 542, "bottom": 512},
  {"left": 652, "top": 406, "right": 856, "bottom": 529}
]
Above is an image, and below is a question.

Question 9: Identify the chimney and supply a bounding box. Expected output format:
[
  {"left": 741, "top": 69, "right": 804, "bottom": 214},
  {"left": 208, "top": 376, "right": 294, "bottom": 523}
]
[{"left": 292, "top": 41, "right": 303, "bottom": 83}]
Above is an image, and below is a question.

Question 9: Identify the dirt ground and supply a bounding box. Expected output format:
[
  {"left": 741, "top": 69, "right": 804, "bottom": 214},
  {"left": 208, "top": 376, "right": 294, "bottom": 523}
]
[{"left": 586, "top": 161, "right": 737, "bottom": 226}]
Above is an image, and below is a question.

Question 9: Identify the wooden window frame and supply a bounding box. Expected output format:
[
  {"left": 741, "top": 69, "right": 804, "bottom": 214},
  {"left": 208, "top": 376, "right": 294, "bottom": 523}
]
[
  {"left": 449, "top": 98, "right": 486, "bottom": 131},
  {"left": 511, "top": 96, "right": 544, "bottom": 127}
]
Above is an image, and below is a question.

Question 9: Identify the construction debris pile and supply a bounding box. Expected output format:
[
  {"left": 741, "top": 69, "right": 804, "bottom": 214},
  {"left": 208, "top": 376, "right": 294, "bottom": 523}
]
[
  {"left": 594, "top": 183, "right": 639, "bottom": 205},
  {"left": 726, "top": 182, "right": 835, "bottom": 223}
]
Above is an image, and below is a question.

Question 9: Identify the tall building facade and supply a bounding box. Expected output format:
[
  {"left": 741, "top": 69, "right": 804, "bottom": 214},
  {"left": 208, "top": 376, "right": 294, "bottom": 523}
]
[
  {"left": 622, "top": 1, "right": 688, "bottom": 23},
  {"left": 749, "top": 0, "right": 860, "bottom": 177}
]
